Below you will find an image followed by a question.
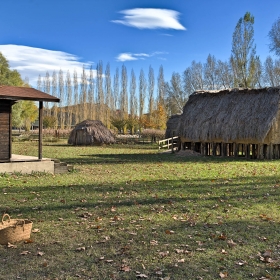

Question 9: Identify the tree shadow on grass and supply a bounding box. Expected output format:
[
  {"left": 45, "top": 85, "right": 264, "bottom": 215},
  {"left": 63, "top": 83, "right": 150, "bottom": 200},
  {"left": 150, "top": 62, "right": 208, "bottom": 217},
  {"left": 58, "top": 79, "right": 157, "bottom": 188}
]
[
  {"left": 3, "top": 174, "right": 279, "bottom": 218},
  {"left": 64, "top": 152, "right": 260, "bottom": 165}
]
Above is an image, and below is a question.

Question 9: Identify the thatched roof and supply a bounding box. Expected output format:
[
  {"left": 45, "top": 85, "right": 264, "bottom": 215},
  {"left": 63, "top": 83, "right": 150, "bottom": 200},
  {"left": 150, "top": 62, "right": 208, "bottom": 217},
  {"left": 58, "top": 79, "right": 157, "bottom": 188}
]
[
  {"left": 68, "top": 120, "right": 116, "bottom": 145},
  {"left": 178, "top": 87, "right": 280, "bottom": 144},
  {"left": 165, "top": 114, "right": 181, "bottom": 138}
]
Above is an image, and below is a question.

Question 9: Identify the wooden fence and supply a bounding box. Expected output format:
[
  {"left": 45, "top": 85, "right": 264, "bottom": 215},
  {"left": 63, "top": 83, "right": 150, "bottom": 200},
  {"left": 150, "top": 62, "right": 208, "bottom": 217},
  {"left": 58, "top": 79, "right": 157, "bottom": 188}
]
[{"left": 158, "top": 136, "right": 179, "bottom": 152}]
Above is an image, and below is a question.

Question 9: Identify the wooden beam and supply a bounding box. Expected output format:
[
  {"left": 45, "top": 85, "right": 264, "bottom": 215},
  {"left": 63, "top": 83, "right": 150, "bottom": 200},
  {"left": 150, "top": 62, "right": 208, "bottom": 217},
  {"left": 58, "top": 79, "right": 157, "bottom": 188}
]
[{"left": 39, "top": 101, "right": 43, "bottom": 160}]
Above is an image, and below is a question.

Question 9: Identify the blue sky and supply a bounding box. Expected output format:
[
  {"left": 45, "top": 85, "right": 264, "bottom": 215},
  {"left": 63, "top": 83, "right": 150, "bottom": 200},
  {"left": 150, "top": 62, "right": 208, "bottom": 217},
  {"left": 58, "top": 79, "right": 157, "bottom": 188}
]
[{"left": 0, "top": 0, "right": 280, "bottom": 86}]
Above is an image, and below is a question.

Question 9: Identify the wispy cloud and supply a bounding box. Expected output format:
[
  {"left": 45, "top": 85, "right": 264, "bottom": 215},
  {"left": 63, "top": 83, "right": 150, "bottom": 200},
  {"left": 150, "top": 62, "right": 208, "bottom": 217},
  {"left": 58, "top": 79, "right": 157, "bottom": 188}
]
[
  {"left": 0, "top": 45, "right": 94, "bottom": 86},
  {"left": 116, "top": 51, "right": 168, "bottom": 62},
  {"left": 112, "top": 8, "right": 186, "bottom": 30}
]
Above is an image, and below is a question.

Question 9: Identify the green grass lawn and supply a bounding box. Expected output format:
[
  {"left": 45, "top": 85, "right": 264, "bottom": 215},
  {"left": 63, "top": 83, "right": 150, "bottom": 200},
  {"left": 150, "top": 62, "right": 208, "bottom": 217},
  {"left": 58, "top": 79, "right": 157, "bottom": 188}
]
[{"left": 1, "top": 141, "right": 280, "bottom": 279}]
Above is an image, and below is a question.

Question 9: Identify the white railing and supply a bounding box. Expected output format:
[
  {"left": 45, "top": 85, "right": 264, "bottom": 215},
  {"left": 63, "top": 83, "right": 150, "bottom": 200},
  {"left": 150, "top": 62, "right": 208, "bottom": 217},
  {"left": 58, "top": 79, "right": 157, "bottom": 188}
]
[{"left": 158, "top": 136, "right": 179, "bottom": 151}]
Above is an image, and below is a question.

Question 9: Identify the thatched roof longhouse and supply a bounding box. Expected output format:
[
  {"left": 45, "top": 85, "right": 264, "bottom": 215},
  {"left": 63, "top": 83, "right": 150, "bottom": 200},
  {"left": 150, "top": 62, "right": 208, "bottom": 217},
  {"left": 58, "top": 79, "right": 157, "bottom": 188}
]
[
  {"left": 178, "top": 87, "right": 280, "bottom": 144},
  {"left": 165, "top": 114, "right": 181, "bottom": 138},
  {"left": 68, "top": 120, "right": 115, "bottom": 145}
]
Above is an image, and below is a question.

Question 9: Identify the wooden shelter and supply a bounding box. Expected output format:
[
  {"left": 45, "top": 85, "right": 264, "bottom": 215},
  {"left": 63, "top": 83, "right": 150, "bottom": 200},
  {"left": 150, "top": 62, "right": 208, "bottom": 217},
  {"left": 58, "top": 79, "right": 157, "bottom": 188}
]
[
  {"left": 68, "top": 120, "right": 116, "bottom": 145},
  {"left": 0, "top": 85, "right": 59, "bottom": 162},
  {"left": 177, "top": 87, "right": 280, "bottom": 159}
]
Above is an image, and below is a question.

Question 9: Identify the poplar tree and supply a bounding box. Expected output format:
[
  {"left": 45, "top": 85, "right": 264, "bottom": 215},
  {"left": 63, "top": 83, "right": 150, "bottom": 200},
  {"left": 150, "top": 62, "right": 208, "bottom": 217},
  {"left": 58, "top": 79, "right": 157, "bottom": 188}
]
[
  {"left": 37, "top": 75, "right": 42, "bottom": 91},
  {"left": 51, "top": 71, "right": 58, "bottom": 128},
  {"left": 65, "top": 70, "right": 72, "bottom": 128},
  {"left": 73, "top": 70, "right": 79, "bottom": 124},
  {"left": 215, "top": 60, "right": 234, "bottom": 89},
  {"left": 139, "top": 69, "right": 147, "bottom": 130},
  {"left": 148, "top": 65, "right": 155, "bottom": 122},
  {"left": 105, "top": 63, "right": 112, "bottom": 127},
  {"left": 80, "top": 66, "right": 88, "bottom": 120},
  {"left": 157, "top": 65, "right": 165, "bottom": 107},
  {"left": 44, "top": 72, "right": 51, "bottom": 115},
  {"left": 113, "top": 67, "right": 119, "bottom": 115},
  {"left": 268, "top": 17, "right": 280, "bottom": 56},
  {"left": 204, "top": 54, "right": 217, "bottom": 90},
  {"left": 96, "top": 61, "right": 104, "bottom": 122},
  {"left": 130, "top": 69, "right": 137, "bottom": 118},
  {"left": 128, "top": 68, "right": 137, "bottom": 134},
  {"left": 58, "top": 70, "right": 64, "bottom": 128},
  {"left": 230, "top": 12, "right": 257, "bottom": 88},
  {"left": 120, "top": 64, "right": 128, "bottom": 119},
  {"left": 88, "top": 66, "right": 95, "bottom": 120}
]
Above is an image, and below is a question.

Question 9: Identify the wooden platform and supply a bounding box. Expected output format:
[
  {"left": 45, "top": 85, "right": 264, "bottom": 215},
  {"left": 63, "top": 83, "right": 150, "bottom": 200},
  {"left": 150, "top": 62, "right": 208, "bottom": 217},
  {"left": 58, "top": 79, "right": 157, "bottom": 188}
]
[{"left": 0, "top": 155, "right": 73, "bottom": 174}]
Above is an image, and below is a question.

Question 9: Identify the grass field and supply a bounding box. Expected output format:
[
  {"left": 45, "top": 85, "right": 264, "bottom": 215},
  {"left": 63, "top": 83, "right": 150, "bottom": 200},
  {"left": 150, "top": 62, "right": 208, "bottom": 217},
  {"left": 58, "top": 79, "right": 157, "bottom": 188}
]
[{"left": 0, "top": 141, "right": 280, "bottom": 280}]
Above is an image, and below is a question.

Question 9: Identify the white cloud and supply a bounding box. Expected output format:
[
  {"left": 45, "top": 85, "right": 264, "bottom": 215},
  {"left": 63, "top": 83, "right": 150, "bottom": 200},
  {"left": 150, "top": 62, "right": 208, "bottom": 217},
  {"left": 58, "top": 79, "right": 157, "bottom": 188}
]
[
  {"left": 0, "top": 45, "right": 94, "bottom": 86},
  {"left": 112, "top": 8, "right": 186, "bottom": 30},
  {"left": 116, "top": 53, "right": 138, "bottom": 62},
  {"left": 116, "top": 51, "right": 168, "bottom": 62}
]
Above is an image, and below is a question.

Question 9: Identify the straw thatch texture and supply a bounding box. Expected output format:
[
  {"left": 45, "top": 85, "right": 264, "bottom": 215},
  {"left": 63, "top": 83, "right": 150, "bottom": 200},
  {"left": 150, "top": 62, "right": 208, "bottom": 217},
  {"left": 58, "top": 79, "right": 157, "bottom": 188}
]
[
  {"left": 165, "top": 114, "right": 181, "bottom": 138},
  {"left": 68, "top": 120, "right": 116, "bottom": 145},
  {"left": 178, "top": 87, "right": 280, "bottom": 144}
]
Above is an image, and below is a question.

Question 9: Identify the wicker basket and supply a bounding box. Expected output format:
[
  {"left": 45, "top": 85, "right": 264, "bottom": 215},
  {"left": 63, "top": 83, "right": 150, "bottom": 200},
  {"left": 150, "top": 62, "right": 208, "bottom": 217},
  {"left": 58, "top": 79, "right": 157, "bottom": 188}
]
[{"left": 0, "top": 214, "right": 33, "bottom": 245}]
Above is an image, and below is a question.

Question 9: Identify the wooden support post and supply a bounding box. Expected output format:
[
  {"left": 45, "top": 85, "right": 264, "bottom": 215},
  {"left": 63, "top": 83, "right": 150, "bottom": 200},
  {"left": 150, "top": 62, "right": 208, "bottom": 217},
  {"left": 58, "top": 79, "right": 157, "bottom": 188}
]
[
  {"left": 39, "top": 101, "right": 43, "bottom": 160},
  {"left": 234, "top": 143, "right": 238, "bottom": 157},
  {"left": 171, "top": 132, "right": 174, "bottom": 153},
  {"left": 269, "top": 144, "right": 273, "bottom": 160},
  {"left": 201, "top": 142, "right": 205, "bottom": 156},
  {"left": 212, "top": 143, "right": 216, "bottom": 156},
  {"left": 204, "top": 143, "right": 208, "bottom": 155},
  {"left": 247, "top": 144, "right": 251, "bottom": 159},
  {"left": 258, "top": 144, "right": 264, "bottom": 159},
  {"left": 191, "top": 142, "right": 195, "bottom": 151},
  {"left": 221, "top": 143, "right": 225, "bottom": 157},
  {"left": 277, "top": 145, "right": 280, "bottom": 159},
  {"left": 244, "top": 144, "right": 248, "bottom": 158},
  {"left": 181, "top": 141, "right": 185, "bottom": 151},
  {"left": 252, "top": 144, "right": 257, "bottom": 159}
]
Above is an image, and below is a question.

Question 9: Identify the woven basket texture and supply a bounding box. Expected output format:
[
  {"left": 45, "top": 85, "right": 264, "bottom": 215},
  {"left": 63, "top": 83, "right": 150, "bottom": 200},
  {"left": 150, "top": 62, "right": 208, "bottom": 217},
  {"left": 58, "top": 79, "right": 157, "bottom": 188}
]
[{"left": 0, "top": 214, "right": 33, "bottom": 245}]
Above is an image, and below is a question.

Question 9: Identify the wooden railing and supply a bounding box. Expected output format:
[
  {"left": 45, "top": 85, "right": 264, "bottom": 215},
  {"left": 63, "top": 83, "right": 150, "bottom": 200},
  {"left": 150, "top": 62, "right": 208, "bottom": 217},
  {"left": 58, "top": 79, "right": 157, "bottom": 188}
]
[{"left": 158, "top": 136, "right": 179, "bottom": 152}]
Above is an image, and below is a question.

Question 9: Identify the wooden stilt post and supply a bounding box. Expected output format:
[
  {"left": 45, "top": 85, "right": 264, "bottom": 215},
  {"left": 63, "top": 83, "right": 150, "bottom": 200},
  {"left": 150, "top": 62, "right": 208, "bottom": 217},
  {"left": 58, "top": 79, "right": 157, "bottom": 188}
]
[
  {"left": 233, "top": 143, "right": 239, "bottom": 157},
  {"left": 201, "top": 142, "right": 205, "bottom": 156},
  {"left": 221, "top": 143, "right": 225, "bottom": 157},
  {"left": 258, "top": 144, "right": 263, "bottom": 159},
  {"left": 191, "top": 142, "right": 195, "bottom": 151},
  {"left": 212, "top": 143, "right": 216, "bottom": 156},
  {"left": 269, "top": 144, "right": 273, "bottom": 159}
]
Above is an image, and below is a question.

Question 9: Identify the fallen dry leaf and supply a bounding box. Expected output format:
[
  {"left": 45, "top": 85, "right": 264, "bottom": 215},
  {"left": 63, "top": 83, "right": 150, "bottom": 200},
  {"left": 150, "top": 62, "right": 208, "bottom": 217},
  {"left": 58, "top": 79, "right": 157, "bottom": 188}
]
[
  {"left": 75, "top": 247, "right": 86, "bottom": 252},
  {"left": 120, "top": 265, "right": 131, "bottom": 272},
  {"left": 227, "top": 239, "right": 237, "bottom": 248},
  {"left": 136, "top": 273, "right": 148, "bottom": 278},
  {"left": 20, "top": 251, "right": 31, "bottom": 255},
  {"left": 7, "top": 242, "right": 17, "bottom": 248},
  {"left": 32, "top": 228, "right": 40, "bottom": 233},
  {"left": 158, "top": 251, "right": 169, "bottom": 258},
  {"left": 219, "top": 271, "right": 228, "bottom": 278}
]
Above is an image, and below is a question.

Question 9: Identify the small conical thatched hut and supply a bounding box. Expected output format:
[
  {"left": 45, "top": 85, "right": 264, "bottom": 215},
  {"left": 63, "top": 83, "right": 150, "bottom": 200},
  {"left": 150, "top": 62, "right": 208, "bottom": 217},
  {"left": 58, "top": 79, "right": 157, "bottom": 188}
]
[
  {"left": 68, "top": 120, "right": 116, "bottom": 145},
  {"left": 165, "top": 114, "right": 181, "bottom": 138},
  {"left": 177, "top": 87, "right": 280, "bottom": 159}
]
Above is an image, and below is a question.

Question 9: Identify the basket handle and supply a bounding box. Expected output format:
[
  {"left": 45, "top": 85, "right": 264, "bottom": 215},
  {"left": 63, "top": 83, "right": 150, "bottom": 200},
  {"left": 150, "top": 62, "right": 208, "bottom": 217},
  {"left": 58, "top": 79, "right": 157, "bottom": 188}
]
[
  {"left": 15, "top": 219, "right": 25, "bottom": 231},
  {"left": 1, "top": 213, "right": 11, "bottom": 224}
]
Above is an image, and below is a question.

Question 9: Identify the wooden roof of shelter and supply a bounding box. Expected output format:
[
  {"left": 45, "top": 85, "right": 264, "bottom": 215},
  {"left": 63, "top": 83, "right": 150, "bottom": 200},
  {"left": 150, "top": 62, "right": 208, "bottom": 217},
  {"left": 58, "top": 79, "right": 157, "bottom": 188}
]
[
  {"left": 178, "top": 87, "right": 280, "bottom": 144},
  {"left": 0, "top": 85, "right": 60, "bottom": 102}
]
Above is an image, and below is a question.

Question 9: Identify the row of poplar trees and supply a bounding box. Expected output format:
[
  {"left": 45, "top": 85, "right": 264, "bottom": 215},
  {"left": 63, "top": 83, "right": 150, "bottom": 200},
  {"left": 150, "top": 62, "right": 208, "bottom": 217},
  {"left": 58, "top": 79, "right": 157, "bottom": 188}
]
[{"left": 38, "top": 64, "right": 167, "bottom": 133}]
